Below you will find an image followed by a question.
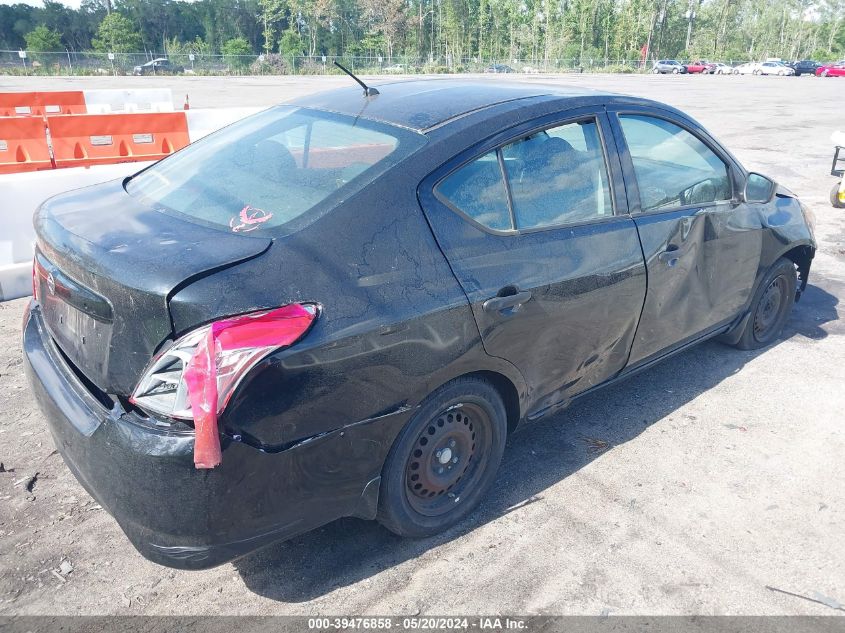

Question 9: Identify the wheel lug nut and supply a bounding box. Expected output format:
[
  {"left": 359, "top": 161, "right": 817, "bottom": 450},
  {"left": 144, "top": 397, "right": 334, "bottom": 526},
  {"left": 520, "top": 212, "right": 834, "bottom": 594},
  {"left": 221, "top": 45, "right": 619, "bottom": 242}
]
[
  {"left": 437, "top": 467, "right": 444, "bottom": 474},
  {"left": 435, "top": 450, "right": 442, "bottom": 459},
  {"left": 452, "top": 457, "right": 459, "bottom": 464},
  {"left": 449, "top": 439, "right": 456, "bottom": 448}
]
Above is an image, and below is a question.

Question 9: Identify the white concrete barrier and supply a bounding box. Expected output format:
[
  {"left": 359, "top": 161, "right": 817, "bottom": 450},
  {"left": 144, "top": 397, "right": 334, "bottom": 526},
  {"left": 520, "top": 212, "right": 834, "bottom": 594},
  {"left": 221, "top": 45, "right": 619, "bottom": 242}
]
[
  {"left": 0, "top": 106, "right": 263, "bottom": 301},
  {"left": 82, "top": 89, "right": 175, "bottom": 114}
]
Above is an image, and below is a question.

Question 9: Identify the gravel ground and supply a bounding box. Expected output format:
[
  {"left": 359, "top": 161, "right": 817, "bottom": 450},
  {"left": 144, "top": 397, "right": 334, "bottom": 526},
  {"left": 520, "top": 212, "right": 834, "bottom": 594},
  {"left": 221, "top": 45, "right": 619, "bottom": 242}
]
[{"left": 0, "top": 73, "right": 843, "bottom": 616}]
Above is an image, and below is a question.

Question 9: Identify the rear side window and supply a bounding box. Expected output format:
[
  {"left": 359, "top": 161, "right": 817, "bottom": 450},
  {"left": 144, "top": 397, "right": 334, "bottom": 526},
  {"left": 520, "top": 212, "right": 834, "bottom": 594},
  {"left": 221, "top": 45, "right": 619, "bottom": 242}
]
[
  {"left": 619, "top": 115, "right": 731, "bottom": 212},
  {"left": 436, "top": 117, "right": 613, "bottom": 232},
  {"left": 502, "top": 119, "right": 612, "bottom": 229},
  {"left": 126, "top": 106, "right": 425, "bottom": 236},
  {"left": 437, "top": 151, "right": 512, "bottom": 231}
]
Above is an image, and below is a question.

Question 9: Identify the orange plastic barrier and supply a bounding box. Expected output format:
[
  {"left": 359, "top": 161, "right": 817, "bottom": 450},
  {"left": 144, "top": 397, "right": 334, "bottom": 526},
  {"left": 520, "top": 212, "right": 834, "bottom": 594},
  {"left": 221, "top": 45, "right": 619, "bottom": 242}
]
[
  {"left": 0, "top": 117, "right": 53, "bottom": 175},
  {"left": 47, "top": 112, "right": 190, "bottom": 169},
  {"left": 0, "top": 91, "right": 87, "bottom": 117}
]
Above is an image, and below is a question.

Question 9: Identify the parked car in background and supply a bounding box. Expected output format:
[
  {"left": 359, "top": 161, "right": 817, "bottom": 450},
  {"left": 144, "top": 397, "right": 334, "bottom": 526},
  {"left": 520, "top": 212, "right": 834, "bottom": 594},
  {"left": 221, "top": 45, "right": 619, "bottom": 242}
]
[
  {"left": 685, "top": 60, "right": 715, "bottom": 73},
  {"left": 789, "top": 60, "right": 821, "bottom": 76},
  {"left": 732, "top": 62, "right": 758, "bottom": 74},
  {"left": 485, "top": 63, "right": 515, "bottom": 73},
  {"left": 652, "top": 59, "right": 687, "bottom": 74},
  {"left": 709, "top": 63, "right": 734, "bottom": 74},
  {"left": 757, "top": 61, "right": 795, "bottom": 75},
  {"left": 132, "top": 58, "right": 184, "bottom": 76},
  {"left": 816, "top": 62, "right": 845, "bottom": 77},
  {"left": 25, "top": 79, "right": 816, "bottom": 570}
]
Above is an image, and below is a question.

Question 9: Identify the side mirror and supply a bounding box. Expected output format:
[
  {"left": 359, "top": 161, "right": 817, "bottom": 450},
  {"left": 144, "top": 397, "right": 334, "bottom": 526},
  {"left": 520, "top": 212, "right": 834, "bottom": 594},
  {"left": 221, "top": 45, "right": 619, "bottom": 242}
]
[{"left": 743, "top": 172, "right": 776, "bottom": 203}]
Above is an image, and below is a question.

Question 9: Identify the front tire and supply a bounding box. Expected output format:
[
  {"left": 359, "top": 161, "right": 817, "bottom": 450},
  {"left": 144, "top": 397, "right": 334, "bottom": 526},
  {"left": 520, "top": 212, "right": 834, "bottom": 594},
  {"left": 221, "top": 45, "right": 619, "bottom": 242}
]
[
  {"left": 672, "top": 67, "right": 680, "bottom": 74},
  {"left": 377, "top": 377, "right": 508, "bottom": 538},
  {"left": 734, "top": 258, "right": 797, "bottom": 350}
]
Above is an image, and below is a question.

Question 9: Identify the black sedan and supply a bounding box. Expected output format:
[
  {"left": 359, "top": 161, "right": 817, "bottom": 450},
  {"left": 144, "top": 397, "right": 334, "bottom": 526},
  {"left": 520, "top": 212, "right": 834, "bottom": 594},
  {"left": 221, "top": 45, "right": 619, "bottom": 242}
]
[
  {"left": 789, "top": 59, "right": 821, "bottom": 76},
  {"left": 24, "top": 80, "right": 816, "bottom": 569}
]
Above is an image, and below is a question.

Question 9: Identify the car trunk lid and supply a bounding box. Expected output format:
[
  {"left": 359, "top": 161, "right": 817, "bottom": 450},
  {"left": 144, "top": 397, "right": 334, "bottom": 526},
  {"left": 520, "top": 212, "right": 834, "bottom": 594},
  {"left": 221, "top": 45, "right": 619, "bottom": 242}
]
[{"left": 34, "top": 179, "right": 271, "bottom": 395}]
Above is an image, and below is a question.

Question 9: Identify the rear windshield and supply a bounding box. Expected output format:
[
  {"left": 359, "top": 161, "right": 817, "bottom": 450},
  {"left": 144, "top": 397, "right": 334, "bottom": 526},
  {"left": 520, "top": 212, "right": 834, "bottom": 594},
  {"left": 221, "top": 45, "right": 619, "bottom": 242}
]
[{"left": 126, "top": 106, "right": 425, "bottom": 236}]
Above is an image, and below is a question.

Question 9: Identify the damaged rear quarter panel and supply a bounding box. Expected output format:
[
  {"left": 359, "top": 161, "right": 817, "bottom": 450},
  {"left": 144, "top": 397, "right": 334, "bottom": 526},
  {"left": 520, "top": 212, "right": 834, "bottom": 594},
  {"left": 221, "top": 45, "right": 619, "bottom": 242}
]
[{"left": 168, "top": 163, "right": 527, "bottom": 451}]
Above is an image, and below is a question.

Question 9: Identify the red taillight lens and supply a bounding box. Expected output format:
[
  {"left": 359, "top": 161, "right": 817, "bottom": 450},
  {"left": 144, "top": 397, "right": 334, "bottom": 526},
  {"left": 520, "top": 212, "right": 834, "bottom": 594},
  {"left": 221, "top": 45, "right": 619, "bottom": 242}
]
[{"left": 131, "top": 303, "right": 318, "bottom": 469}]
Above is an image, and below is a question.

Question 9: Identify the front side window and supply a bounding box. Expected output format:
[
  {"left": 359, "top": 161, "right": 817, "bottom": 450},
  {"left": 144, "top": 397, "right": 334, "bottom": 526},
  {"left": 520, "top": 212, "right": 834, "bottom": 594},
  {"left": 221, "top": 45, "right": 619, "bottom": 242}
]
[
  {"left": 619, "top": 114, "right": 731, "bottom": 212},
  {"left": 436, "top": 117, "right": 613, "bottom": 232},
  {"left": 126, "top": 106, "right": 424, "bottom": 236}
]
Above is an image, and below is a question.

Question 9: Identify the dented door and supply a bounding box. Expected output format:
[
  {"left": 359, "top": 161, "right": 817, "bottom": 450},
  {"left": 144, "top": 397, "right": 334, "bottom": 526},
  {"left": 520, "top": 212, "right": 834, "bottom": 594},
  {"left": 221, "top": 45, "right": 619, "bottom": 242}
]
[
  {"left": 419, "top": 111, "right": 647, "bottom": 415},
  {"left": 609, "top": 109, "right": 761, "bottom": 366}
]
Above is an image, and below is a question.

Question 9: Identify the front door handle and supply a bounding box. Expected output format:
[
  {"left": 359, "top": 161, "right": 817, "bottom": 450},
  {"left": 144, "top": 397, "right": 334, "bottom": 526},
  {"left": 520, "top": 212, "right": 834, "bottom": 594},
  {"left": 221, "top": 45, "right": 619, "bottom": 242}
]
[
  {"left": 658, "top": 244, "right": 681, "bottom": 267},
  {"left": 482, "top": 290, "right": 532, "bottom": 314}
]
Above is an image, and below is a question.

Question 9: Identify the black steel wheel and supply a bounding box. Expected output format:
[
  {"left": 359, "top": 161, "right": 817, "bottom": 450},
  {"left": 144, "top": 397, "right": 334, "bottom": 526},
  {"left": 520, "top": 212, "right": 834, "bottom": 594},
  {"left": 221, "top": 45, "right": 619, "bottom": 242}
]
[
  {"left": 377, "top": 377, "right": 507, "bottom": 537},
  {"left": 404, "top": 402, "right": 491, "bottom": 517},
  {"left": 734, "top": 257, "right": 797, "bottom": 350}
]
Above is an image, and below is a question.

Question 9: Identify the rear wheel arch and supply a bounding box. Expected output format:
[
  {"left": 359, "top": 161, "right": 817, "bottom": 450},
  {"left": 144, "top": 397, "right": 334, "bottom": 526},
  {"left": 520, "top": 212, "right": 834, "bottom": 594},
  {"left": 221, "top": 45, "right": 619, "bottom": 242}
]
[
  {"left": 421, "top": 368, "right": 523, "bottom": 435},
  {"left": 467, "top": 370, "right": 521, "bottom": 434}
]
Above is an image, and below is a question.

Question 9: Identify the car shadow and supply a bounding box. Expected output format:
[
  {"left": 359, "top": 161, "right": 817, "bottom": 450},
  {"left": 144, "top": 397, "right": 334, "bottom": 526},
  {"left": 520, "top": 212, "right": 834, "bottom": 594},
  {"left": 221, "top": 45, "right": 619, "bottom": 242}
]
[{"left": 234, "top": 278, "right": 840, "bottom": 602}]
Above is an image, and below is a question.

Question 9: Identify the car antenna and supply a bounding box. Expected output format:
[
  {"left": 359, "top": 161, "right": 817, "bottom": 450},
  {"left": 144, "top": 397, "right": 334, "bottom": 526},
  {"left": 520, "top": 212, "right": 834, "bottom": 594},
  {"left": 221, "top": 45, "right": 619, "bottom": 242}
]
[{"left": 334, "top": 61, "right": 379, "bottom": 96}]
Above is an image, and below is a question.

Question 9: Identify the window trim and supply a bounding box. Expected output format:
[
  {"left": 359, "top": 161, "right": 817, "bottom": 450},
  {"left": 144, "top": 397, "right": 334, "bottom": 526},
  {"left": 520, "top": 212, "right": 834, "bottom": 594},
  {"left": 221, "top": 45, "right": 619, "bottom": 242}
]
[
  {"left": 610, "top": 109, "right": 741, "bottom": 216},
  {"left": 432, "top": 113, "right": 620, "bottom": 236}
]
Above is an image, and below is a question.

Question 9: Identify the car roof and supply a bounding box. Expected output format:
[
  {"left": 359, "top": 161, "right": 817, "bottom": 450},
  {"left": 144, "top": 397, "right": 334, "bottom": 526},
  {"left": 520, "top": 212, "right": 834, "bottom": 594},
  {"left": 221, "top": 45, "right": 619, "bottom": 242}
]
[{"left": 290, "top": 78, "right": 612, "bottom": 133}]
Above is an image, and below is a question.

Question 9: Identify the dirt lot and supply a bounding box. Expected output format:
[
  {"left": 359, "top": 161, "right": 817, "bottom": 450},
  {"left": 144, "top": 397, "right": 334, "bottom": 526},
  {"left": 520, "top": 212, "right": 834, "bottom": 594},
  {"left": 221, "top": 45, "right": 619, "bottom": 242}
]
[{"left": 0, "top": 73, "right": 844, "bottom": 616}]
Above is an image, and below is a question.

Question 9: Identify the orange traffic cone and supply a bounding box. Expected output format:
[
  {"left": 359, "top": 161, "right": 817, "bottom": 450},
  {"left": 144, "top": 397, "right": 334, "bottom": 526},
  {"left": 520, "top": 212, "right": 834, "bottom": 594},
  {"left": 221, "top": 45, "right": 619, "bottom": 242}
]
[{"left": 183, "top": 94, "right": 190, "bottom": 110}]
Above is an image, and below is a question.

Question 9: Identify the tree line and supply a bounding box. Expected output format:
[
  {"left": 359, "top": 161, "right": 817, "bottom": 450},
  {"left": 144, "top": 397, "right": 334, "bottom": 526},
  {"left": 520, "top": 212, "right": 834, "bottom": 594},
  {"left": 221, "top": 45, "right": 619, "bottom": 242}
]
[{"left": 1, "top": 0, "right": 843, "bottom": 64}]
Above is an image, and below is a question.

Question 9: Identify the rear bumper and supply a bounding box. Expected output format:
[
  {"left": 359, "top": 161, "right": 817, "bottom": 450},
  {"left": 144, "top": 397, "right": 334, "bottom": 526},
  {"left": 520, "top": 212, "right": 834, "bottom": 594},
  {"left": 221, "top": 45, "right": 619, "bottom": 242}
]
[{"left": 23, "top": 301, "right": 410, "bottom": 569}]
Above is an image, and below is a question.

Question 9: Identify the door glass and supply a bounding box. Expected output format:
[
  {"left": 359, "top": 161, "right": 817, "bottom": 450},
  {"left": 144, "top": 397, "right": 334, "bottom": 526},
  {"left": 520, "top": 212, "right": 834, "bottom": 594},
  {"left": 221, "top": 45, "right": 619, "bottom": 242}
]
[
  {"left": 437, "top": 150, "right": 512, "bottom": 231},
  {"left": 501, "top": 119, "right": 613, "bottom": 229},
  {"left": 619, "top": 115, "right": 731, "bottom": 212}
]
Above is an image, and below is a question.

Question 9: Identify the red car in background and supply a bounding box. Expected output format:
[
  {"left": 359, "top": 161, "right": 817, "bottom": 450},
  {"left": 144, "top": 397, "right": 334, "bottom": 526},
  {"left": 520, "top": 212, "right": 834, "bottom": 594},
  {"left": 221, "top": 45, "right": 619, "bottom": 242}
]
[
  {"left": 816, "top": 62, "right": 845, "bottom": 77},
  {"left": 685, "top": 60, "right": 715, "bottom": 73}
]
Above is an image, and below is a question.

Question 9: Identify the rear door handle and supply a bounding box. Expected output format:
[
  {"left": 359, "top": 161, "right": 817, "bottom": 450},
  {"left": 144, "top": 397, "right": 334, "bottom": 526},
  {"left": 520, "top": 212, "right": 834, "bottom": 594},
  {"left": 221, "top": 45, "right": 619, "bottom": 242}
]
[
  {"left": 482, "top": 290, "right": 532, "bottom": 314},
  {"left": 658, "top": 244, "right": 681, "bottom": 267}
]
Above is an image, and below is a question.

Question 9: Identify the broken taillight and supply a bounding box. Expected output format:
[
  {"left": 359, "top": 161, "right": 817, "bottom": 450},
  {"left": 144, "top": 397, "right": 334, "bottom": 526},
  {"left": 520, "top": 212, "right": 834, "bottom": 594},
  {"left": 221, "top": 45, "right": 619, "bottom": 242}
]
[{"left": 130, "top": 303, "right": 318, "bottom": 468}]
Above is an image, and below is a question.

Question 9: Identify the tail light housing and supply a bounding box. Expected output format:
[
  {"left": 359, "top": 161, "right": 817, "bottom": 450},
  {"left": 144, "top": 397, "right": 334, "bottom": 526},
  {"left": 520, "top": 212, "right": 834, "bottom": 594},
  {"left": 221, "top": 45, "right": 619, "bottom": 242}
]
[{"left": 130, "top": 303, "right": 318, "bottom": 468}]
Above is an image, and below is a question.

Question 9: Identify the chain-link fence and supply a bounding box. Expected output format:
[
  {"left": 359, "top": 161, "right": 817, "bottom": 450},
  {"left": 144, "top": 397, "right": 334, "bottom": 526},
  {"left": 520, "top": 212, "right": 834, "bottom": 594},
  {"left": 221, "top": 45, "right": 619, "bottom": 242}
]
[{"left": 0, "top": 50, "right": 756, "bottom": 76}]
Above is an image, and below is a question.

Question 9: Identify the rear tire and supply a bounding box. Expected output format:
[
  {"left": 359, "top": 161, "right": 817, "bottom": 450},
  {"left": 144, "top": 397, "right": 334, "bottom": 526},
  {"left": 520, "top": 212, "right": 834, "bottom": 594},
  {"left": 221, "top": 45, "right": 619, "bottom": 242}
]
[
  {"left": 734, "top": 258, "right": 797, "bottom": 350},
  {"left": 653, "top": 68, "right": 660, "bottom": 74},
  {"left": 832, "top": 182, "right": 845, "bottom": 208},
  {"left": 377, "top": 377, "right": 507, "bottom": 538}
]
